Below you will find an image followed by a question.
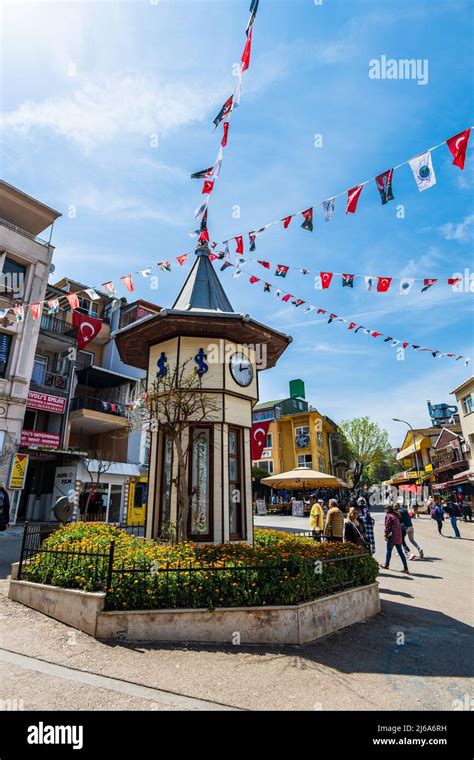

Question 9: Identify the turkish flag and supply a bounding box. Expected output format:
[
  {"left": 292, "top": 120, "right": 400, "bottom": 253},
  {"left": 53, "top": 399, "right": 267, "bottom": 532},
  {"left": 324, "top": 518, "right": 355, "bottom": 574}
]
[
  {"left": 235, "top": 236, "right": 244, "bottom": 254},
  {"left": 446, "top": 128, "right": 471, "bottom": 170},
  {"left": 281, "top": 215, "right": 292, "bottom": 229},
  {"left": 320, "top": 272, "right": 333, "bottom": 289},
  {"left": 241, "top": 25, "right": 253, "bottom": 72},
  {"left": 377, "top": 277, "right": 392, "bottom": 292},
  {"left": 72, "top": 310, "right": 102, "bottom": 350},
  {"left": 221, "top": 122, "right": 229, "bottom": 147},
  {"left": 251, "top": 420, "right": 270, "bottom": 461},
  {"left": 346, "top": 184, "right": 364, "bottom": 214}
]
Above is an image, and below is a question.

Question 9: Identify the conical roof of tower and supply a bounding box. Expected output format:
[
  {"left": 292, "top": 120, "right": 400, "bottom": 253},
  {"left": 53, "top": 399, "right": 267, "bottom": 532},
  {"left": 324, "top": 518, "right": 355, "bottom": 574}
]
[{"left": 172, "top": 244, "right": 234, "bottom": 313}]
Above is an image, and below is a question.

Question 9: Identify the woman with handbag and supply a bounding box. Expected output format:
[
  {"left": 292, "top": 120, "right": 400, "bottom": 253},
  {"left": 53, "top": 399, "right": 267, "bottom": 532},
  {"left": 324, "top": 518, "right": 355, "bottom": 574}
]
[
  {"left": 381, "top": 505, "right": 409, "bottom": 573},
  {"left": 344, "top": 507, "right": 368, "bottom": 548}
]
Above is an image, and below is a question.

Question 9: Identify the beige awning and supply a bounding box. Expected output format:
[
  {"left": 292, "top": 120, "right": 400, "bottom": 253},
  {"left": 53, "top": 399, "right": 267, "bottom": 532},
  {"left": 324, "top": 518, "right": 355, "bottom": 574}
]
[{"left": 261, "top": 466, "right": 348, "bottom": 490}]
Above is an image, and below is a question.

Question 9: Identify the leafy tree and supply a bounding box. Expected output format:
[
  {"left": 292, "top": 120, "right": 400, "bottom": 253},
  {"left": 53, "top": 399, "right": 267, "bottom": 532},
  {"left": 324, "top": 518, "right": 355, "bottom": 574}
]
[{"left": 338, "top": 417, "right": 391, "bottom": 488}]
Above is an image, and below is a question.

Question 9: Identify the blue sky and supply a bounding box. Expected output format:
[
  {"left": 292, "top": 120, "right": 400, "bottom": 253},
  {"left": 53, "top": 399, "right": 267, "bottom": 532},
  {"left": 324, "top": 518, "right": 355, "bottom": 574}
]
[{"left": 1, "top": 0, "right": 473, "bottom": 444}]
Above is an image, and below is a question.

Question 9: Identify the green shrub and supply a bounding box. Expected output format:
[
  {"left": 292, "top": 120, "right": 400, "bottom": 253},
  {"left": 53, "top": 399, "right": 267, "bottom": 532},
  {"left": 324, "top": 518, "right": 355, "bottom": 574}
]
[{"left": 23, "top": 523, "right": 379, "bottom": 610}]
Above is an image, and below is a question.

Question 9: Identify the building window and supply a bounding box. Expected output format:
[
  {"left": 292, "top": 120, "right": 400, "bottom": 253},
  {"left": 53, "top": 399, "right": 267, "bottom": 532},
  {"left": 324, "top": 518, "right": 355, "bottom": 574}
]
[
  {"left": 77, "top": 350, "right": 94, "bottom": 370},
  {"left": 102, "top": 300, "right": 113, "bottom": 324},
  {"left": 265, "top": 433, "right": 273, "bottom": 449},
  {"left": 297, "top": 454, "right": 312, "bottom": 468},
  {"left": 190, "top": 427, "right": 211, "bottom": 537},
  {"left": 319, "top": 456, "right": 326, "bottom": 472},
  {"left": 229, "top": 428, "right": 244, "bottom": 540},
  {"left": 0, "top": 333, "right": 13, "bottom": 379},
  {"left": 255, "top": 459, "right": 273, "bottom": 474},
  {"left": 160, "top": 434, "right": 173, "bottom": 530},
  {"left": 316, "top": 431, "right": 323, "bottom": 447},
  {"left": 23, "top": 410, "right": 37, "bottom": 430},
  {"left": 1, "top": 257, "right": 27, "bottom": 298},
  {"left": 461, "top": 394, "right": 473, "bottom": 415},
  {"left": 77, "top": 298, "right": 99, "bottom": 317},
  {"left": 31, "top": 354, "right": 47, "bottom": 385},
  {"left": 295, "top": 425, "right": 310, "bottom": 449}
]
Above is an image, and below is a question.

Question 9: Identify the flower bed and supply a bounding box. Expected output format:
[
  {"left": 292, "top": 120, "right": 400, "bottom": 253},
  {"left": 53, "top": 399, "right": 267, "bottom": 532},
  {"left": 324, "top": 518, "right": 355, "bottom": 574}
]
[{"left": 22, "top": 523, "right": 379, "bottom": 611}]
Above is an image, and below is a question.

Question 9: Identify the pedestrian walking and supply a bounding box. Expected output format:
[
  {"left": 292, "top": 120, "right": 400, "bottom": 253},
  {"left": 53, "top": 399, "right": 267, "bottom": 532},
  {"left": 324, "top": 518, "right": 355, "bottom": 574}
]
[
  {"left": 309, "top": 499, "right": 324, "bottom": 539},
  {"left": 430, "top": 498, "right": 445, "bottom": 535},
  {"left": 399, "top": 505, "right": 424, "bottom": 558},
  {"left": 444, "top": 498, "right": 461, "bottom": 538},
  {"left": 357, "top": 497, "right": 376, "bottom": 554},
  {"left": 324, "top": 498, "right": 344, "bottom": 543},
  {"left": 381, "top": 505, "right": 409, "bottom": 573},
  {"left": 461, "top": 498, "right": 472, "bottom": 522},
  {"left": 0, "top": 483, "right": 10, "bottom": 532},
  {"left": 344, "top": 507, "right": 368, "bottom": 548}
]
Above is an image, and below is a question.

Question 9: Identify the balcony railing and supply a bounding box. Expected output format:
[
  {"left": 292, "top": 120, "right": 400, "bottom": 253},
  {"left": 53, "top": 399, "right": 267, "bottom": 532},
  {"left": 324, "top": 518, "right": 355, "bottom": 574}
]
[
  {"left": 30, "top": 369, "right": 69, "bottom": 392},
  {"left": 0, "top": 217, "right": 50, "bottom": 246},
  {"left": 40, "top": 313, "right": 76, "bottom": 338},
  {"left": 70, "top": 396, "right": 128, "bottom": 417}
]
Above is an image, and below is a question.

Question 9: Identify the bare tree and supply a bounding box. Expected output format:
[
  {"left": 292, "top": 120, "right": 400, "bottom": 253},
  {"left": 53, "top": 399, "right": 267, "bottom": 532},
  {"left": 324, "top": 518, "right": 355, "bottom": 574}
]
[
  {"left": 129, "top": 360, "right": 219, "bottom": 543},
  {"left": 82, "top": 451, "right": 112, "bottom": 520}
]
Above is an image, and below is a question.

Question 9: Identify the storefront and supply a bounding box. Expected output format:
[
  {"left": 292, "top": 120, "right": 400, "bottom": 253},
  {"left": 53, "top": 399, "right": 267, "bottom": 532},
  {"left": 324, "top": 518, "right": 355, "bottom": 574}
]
[{"left": 76, "top": 461, "right": 142, "bottom": 524}]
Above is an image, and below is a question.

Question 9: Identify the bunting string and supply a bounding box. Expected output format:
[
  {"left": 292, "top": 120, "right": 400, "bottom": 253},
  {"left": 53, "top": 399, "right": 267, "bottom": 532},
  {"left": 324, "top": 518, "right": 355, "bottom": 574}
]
[
  {"left": 214, "top": 258, "right": 470, "bottom": 365},
  {"left": 201, "top": 126, "right": 473, "bottom": 252}
]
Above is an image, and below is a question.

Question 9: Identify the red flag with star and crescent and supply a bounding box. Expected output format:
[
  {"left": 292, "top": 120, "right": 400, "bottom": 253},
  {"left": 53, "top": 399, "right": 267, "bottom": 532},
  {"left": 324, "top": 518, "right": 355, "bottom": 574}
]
[
  {"left": 446, "top": 129, "right": 471, "bottom": 171},
  {"left": 72, "top": 310, "right": 103, "bottom": 350},
  {"left": 251, "top": 420, "right": 270, "bottom": 461}
]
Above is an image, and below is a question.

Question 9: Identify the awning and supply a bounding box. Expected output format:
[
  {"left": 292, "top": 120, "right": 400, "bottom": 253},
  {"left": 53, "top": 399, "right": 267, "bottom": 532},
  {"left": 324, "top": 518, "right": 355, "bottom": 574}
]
[
  {"left": 76, "top": 365, "right": 138, "bottom": 389},
  {"left": 396, "top": 435, "right": 428, "bottom": 461},
  {"left": 80, "top": 461, "right": 141, "bottom": 477},
  {"left": 453, "top": 468, "right": 474, "bottom": 483}
]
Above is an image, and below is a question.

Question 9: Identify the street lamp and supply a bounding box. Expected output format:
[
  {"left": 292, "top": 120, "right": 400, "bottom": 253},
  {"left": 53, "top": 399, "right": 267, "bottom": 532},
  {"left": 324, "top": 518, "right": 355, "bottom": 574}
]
[{"left": 393, "top": 418, "right": 423, "bottom": 490}]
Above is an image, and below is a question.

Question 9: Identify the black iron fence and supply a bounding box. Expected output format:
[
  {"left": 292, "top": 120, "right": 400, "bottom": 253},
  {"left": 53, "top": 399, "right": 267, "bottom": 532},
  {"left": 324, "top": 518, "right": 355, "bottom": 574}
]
[{"left": 16, "top": 523, "right": 370, "bottom": 611}]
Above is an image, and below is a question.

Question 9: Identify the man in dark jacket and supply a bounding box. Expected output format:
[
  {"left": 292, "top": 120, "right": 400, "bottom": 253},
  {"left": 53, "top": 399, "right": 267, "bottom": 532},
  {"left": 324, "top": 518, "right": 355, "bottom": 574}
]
[{"left": 444, "top": 499, "right": 461, "bottom": 538}]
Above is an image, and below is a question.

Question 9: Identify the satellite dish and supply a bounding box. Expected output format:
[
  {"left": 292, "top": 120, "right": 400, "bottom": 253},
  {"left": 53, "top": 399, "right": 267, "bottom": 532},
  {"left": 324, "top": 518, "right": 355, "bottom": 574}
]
[
  {"left": 49, "top": 263, "right": 56, "bottom": 274},
  {"left": 53, "top": 496, "right": 74, "bottom": 523}
]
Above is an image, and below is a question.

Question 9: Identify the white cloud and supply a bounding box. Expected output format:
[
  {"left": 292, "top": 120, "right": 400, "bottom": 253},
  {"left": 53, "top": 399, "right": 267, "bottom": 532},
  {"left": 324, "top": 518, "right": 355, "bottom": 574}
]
[
  {"left": 439, "top": 214, "right": 474, "bottom": 243},
  {"left": 1, "top": 74, "right": 224, "bottom": 152},
  {"left": 72, "top": 186, "right": 187, "bottom": 226}
]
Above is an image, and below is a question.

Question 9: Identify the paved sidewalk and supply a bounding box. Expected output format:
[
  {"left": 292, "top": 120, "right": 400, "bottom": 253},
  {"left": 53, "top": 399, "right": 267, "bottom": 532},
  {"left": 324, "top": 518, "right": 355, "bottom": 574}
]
[{"left": 0, "top": 516, "right": 472, "bottom": 711}]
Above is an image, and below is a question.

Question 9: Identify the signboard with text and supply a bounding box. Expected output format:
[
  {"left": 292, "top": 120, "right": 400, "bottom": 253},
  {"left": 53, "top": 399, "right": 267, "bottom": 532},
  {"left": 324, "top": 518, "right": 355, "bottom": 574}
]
[
  {"left": 291, "top": 500, "right": 305, "bottom": 517},
  {"left": 21, "top": 430, "right": 61, "bottom": 449},
  {"left": 27, "top": 390, "right": 66, "bottom": 414},
  {"left": 256, "top": 499, "right": 267, "bottom": 515},
  {"left": 8, "top": 454, "right": 29, "bottom": 489}
]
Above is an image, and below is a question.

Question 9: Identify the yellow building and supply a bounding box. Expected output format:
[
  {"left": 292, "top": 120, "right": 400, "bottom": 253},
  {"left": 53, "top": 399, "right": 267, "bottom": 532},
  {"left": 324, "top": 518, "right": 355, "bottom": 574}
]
[
  {"left": 393, "top": 425, "right": 461, "bottom": 487},
  {"left": 252, "top": 385, "right": 346, "bottom": 479}
]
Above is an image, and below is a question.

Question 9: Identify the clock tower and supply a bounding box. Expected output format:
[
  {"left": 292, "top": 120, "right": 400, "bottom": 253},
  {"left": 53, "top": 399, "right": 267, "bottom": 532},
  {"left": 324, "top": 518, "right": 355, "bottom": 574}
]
[{"left": 115, "top": 244, "right": 291, "bottom": 544}]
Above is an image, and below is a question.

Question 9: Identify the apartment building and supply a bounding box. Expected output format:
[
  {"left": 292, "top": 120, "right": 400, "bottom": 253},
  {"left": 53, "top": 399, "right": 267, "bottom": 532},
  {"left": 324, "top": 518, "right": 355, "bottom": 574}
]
[
  {"left": 252, "top": 380, "right": 344, "bottom": 479},
  {"left": 450, "top": 377, "right": 474, "bottom": 494},
  {"left": 0, "top": 180, "right": 61, "bottom": 513},
  {"left": 54, "top": 279, "right": 160, "bottom": 525}
]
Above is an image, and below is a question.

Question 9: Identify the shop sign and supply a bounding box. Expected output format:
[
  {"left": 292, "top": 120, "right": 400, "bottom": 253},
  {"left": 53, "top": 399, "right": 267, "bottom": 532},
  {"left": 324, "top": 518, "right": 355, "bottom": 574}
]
[
  {"left": 21, "top": 430, "right": 61, "bottom": 449},
  {"left": 8, "top": 454, "right": 29, "bottom": 489},
  {"left": 256, "top": 499, "right": 267, "bottom": 515},
  {"left": 27, "top": 390, "right": 66, "bottom": 414},
  {"left": 291, "top": 499, "right": 305, "bottom": 517}
]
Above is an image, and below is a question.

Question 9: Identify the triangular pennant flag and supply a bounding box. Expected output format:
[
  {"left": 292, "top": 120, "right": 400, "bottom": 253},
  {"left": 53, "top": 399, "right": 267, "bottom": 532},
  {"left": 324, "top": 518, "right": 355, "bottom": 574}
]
[
  {"left": 241, "top": 25, "right": 253, "bottom": 72},
  {"left": 14, "top": 305, "right": 25, "bottom": 322},
  {"left": 232, "top": 72, "right": 242, "bottom": 108},
  {"left": 342, "top": 273, "right": 354, "bottom": 288},
  {"left": 221, "top": 122, "right": 229, "bottom": 148},
  {"left": 292, "top": 298, "right": 305, "bottom": 307},
  {"left": 102, "top": 281, "right": 117, "bottom": 295},
  {"left": 448, "top": 277, "right": 462, "bottom": 286},
  {"left": 384, "top": 337, "right": 393, "bottom": 343},
  {"left": 317, "top": 308, "right": 327, "bottom": 315},
  {"left": 29, "top": 303, "right": 41, "bottom": 320},
  {"left": 275, "top": 289, "right": 282, "bottom": 299},
  {"left": 208, "top": 254, "right": 218, "bottom": 263},
  {"left": 281, "top": 215, "right": 292, "bottom": 229},
  {"left": 249, "top": 232, "right": 256, "bottom": 251},
  {"left": 194, "top": 200, "right": 208, "bottom": 219},
  {"left": 249, "top": 275, "right": 260, "bottom": 284},
  {"left": 120, "top": 275, "right": 135, "bottom": 293},
  {"left": 263, "top": 282, "right": 271, "bottom": 293},
  {"left": 220, "top": 261, "right": 233, "bottom": 272},
  {"left": 84, "top": 288, "right": 100, "bottom": 299},
  {"left": 346, "top": 184, "right": 364, "bottom": 214},
  {"left": 246, "top": 0, "right": 259, "bottom": 36},
  {"left": 47, "top": 299, "right": 59, "bottom": 315},
  {"left": 355, "top": 326, "right": 366, "bottom": 334},
  {"left": 176, "top": 254, "right": 189, "bottom": 266},
  {"left": 421, "top": 278, "right": 437, "bottom": 292},
  {"left": 402, "top": 342, "right": 409, "bottom": 349},
  {"left": 320, "top": 272, "right": 333, "bottom": 289},
  {"left": 191, "top": 167, "right": 213, "bottom": 180},
  {"left": 257, "top": 260, "right": 270, "bottom": 269},
  {"left": 323, "top": 198, "right": 335, "bottom": 222},
  {"left": 376, "top": 277, "right": 392, "bottom": 293},
  {"left": 400, "top": 278, "right": 414, "bottom": 295},
  {"left": 371, "top": 331, "right": 382, "bottom": 338},
  {"left": 233, "top": 268, "right": 244, "bottom": 278},
  {"left": 328, "top": 313, "right": 337, "bottom": 324},
  {"left": 202, "top": 180, "right": 214, "bottom": 195},
  {"left": 275, "top": 264, "right": 289, "bottom": 278},
  {"left": 375, "top": 169, "right": 394, "bottom": 204},
  {"left": 348, "top": 322, "right": 357, "bottom": 330},
  {"left": 65, "top": 293, "right": 79, "bottom": 310},
  {"left": 139, "top": 268, "right": 152, "bottom": 278},
  {"left": 305, "top": 305, "right": 316, "bottom": 313},
  {"left": 301, "top": 207, "right": 313, "bottom": 232},
  {"left": 235, "top": 236, "right": 244, "bottom": 254},
  {"left": 213, "top": 95, "right": 234, "bottom": 128},
  {"left": 365, "top": 276, "right": 375, "bottom": 291},
  {"left": 409, "top": 151, "right": 436, "bottom": 191},
  {"left": 158, "top": 261, "right": 171, "bottom": 272},
  {"left": 299, "top": 268, "right": 310, "bottom": 275},
  {"left": 281, "top": 293, "right": 293, "bottom": 303},
  {"left": 446, "top": 128, "right": 471, "bottom": 170}
]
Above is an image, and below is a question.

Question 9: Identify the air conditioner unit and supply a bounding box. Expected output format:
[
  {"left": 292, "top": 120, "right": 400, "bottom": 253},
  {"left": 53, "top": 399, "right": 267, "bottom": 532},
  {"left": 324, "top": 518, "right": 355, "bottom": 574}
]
[{"left": 461, "top": 443, "right": 470, "bottom": 454}]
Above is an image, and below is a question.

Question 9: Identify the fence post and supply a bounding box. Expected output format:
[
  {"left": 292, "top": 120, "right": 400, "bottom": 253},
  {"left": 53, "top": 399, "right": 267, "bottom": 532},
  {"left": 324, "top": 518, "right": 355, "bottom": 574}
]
[
  {"left": 106, "top": 540, "right": 115, "bottom": 595},
  {"left": 18, "top": 521, "right": 29, "bottom": 580}
]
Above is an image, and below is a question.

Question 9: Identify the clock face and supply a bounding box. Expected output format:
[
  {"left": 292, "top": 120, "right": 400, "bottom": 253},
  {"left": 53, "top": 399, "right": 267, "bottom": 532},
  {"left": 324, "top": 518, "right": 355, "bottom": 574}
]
[{"left": 229, "top": 352, "right": 254, "bottom": 387}]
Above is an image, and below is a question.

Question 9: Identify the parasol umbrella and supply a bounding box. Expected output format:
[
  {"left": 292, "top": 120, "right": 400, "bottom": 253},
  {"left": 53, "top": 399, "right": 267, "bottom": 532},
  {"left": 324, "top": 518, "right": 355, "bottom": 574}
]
[{"left": 261, "top": 466, "right": 349, "bottom": 491}]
